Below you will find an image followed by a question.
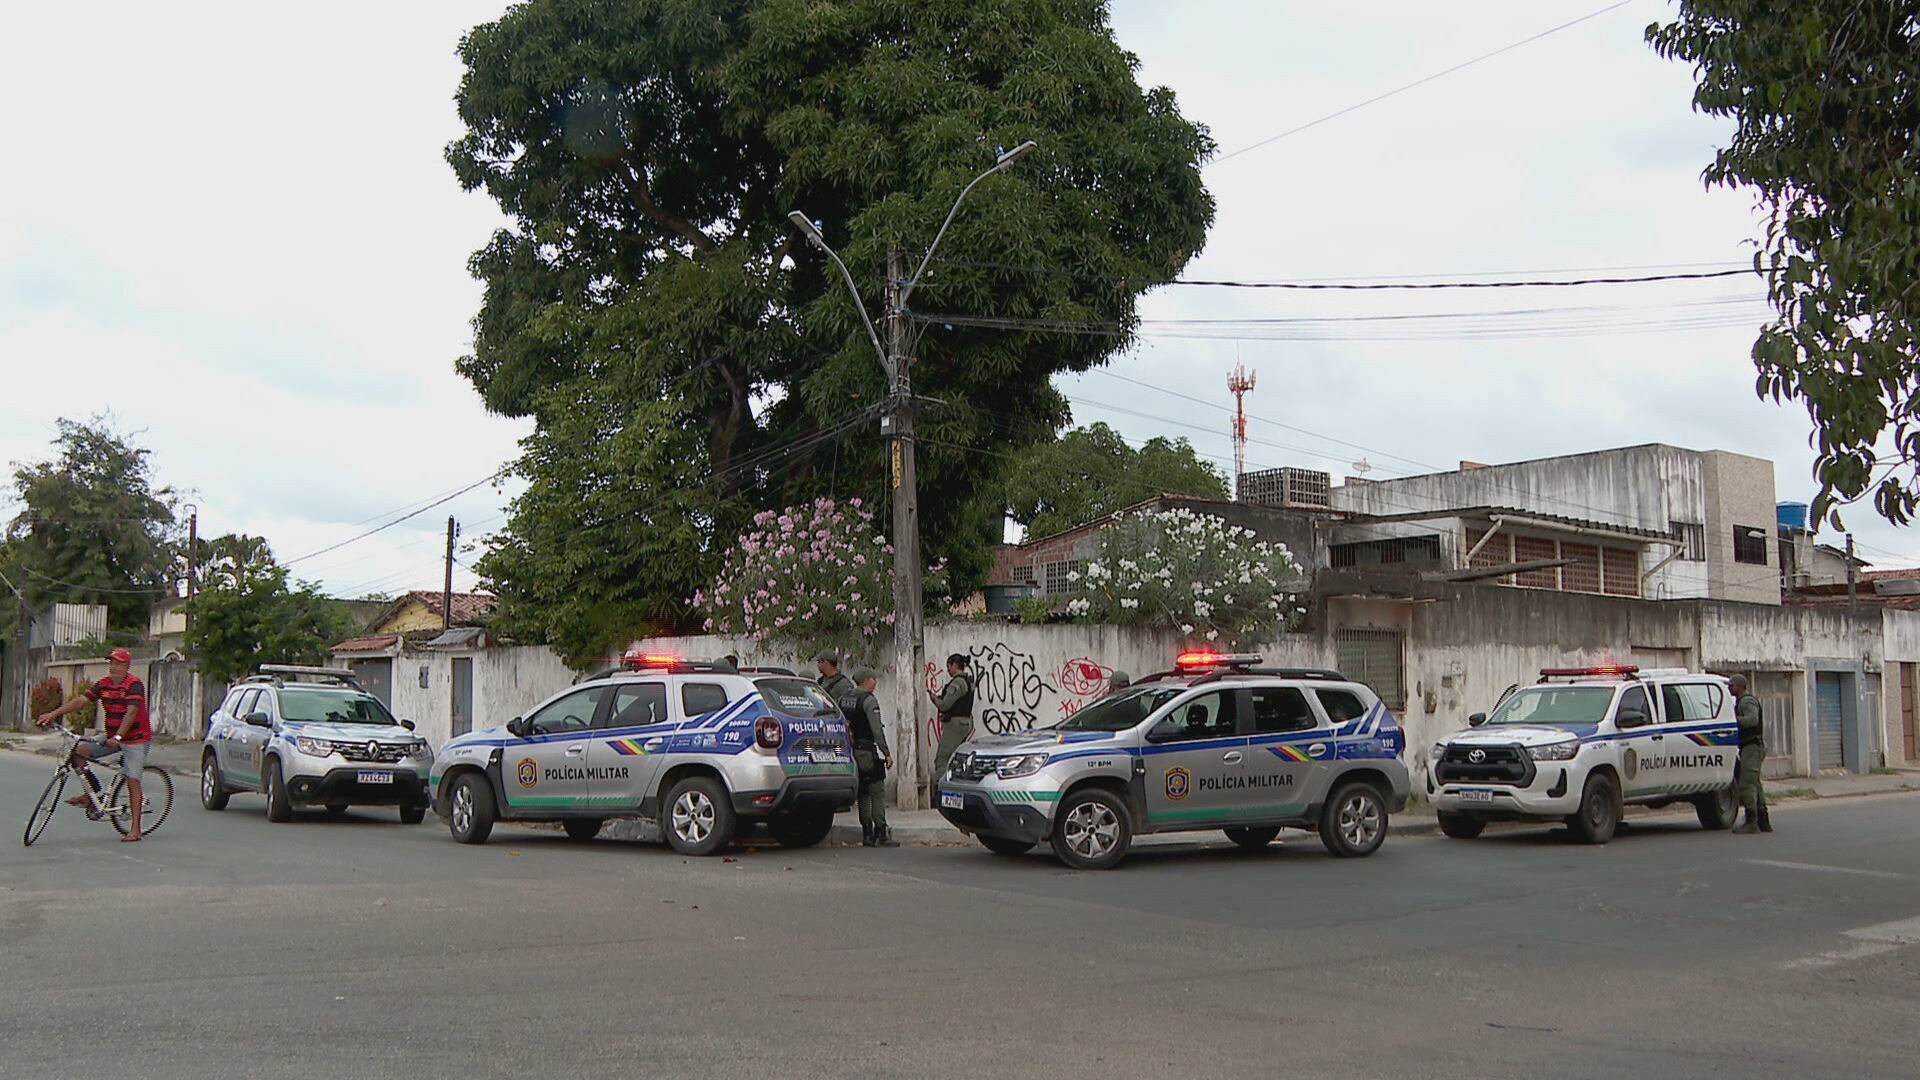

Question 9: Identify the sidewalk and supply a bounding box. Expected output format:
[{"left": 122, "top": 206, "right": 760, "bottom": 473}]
[{"left": 8, "top": 729, "right": 1912, "bottom": 847}]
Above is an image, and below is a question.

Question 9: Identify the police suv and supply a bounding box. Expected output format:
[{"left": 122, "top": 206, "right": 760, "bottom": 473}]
[
  {"left": 201, "top": 665, "right": 435, "bottom": 823},
  {"left": 429, "top": 655, "right": 858, "bottom": 855},
  {"left": 1429, "top": 665, "right": 1739, "bottom": 844},
  {"left": 935, "top": 653, "right": 1411, "bottom": 870}
]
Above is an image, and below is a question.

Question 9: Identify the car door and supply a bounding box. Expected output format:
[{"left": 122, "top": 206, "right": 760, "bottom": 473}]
[
  {"left": 216, "top": 688, "right": 263, "bottom": 789},
  {"left": 1243, "top": 685, "right": 1327, "bottom": 819},
  {"left": 1660, "top": 680, "right": 1730, "bottom": 794},
  {"left": 1140, "top": 689, "right": 1249, "bottom": 829},
  {"left": 585, "top": 681, "right": 673, "bottom": 811},
  {"left": 1612, "top": 684, "right": 1662, "bottom": 798},
  {"left": 236, "top": 688, "right": 278, "bottom": 790},
  {"left": 501, "top": 687, "right": 607, "bottom": 812}
]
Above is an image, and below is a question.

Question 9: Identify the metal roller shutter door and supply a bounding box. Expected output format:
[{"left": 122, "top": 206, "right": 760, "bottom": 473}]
[{"left": 1814, "top": 672, "right": 1845, "bottom": 771}]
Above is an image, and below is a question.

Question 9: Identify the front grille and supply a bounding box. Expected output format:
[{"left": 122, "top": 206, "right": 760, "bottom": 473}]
[
  {"left": 1436, "top": 743, "right": 1533, "bottom": 786},
  {"left": 336, "top": 741, "right": 411, "bottom": 764},
  {"left": 948, "top": 751, "right": 996, "bottom": 782}
]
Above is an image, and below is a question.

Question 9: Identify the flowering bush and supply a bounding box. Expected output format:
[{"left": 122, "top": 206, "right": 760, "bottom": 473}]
[
  {"left": 1066, "top": 508, "right": 1304, "bottom": 643},
  {"left": 698, "top": 497, "right": 948, "bottom": 656},
  {"left": 29, "top": 677, "right": 63, "bottom": 719}
]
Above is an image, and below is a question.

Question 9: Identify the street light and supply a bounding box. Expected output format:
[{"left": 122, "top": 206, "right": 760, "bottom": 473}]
[{"left": 788, "top": 139, "right": 1038, "bottom": 809}]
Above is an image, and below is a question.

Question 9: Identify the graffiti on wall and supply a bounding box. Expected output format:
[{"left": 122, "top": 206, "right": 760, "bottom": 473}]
[{"left": 922, "top": 644, "right": 1118, "bottom": 739}]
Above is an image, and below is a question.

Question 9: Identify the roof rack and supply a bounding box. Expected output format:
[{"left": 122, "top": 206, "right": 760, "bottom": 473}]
[
  {"left": 1188, "top": 666, "right": 1350, "bottom": 686},
  {"left": 248, "top": 665, "right": 366, "bottom": 690}
]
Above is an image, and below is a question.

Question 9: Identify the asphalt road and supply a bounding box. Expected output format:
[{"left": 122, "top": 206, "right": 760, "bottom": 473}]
[{"left": 2, "top": 746, "right": 1916, "bottom": 1080}]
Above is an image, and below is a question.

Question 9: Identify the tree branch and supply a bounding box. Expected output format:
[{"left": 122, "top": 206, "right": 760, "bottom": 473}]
[{"left": 621, "top": 154, "right": 714, "bottom": 252}]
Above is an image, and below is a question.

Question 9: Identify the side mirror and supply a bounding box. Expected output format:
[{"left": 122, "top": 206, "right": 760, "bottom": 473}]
[
  {"left": 1616, "top": 708, "right": 1649, "bottom": 729},
  {"left": 244, "top": 711, "right": 272, "bottom": 728},
  {"left": 505, "top": 717, "right": 527, "bottom": 738},
  {"left": 1467, "top": 712, "right": 1488, "bottom": 728},
  {"left": 400, "top": 719, "right": 416, "bottom": 732}
]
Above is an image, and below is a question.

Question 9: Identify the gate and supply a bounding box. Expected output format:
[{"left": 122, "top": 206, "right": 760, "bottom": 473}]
[
  {"left": 1813, "top": 671, "right": 1846, "bottom": 772},
  {"left": 451, "top": 657, "right": 474, "bottom": 737}
]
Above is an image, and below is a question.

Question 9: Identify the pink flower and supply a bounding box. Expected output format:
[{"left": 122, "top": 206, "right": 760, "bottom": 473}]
[{"left": 850, "top": 593, "right": 861, "bottom": 602}]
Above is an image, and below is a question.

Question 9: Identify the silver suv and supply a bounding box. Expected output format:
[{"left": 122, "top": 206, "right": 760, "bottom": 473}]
[
  {"left": 201, "top": 666, "right": 434, "bottom": 823},
  {"left": 429, "top": 657, "right": 857, "bottom": 854},
  {"left": 936, "top": 653, "right": 1412, "bottom": 869}
]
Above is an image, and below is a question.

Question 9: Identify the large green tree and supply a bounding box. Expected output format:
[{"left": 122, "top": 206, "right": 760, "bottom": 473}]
[
  {"left": 1650, "top": 3, "right": 1920, "bottom": 526},
  {"left": 3, "top": 418, "right": 178, "bottom": 633},
  {"left": 1001, "top": 422, "right": 1227, "bottom": 538},
  {"left": 184, "top": 535, "right": 354, "bottom": 684},
  {"left": 449, "top": 0, "right": 1214, "bottom": 649}
]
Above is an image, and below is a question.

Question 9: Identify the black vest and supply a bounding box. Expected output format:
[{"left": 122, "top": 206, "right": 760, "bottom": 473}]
[
  {"left": 840, "top": 689, "right": 877, "bottom": 743},
  {"left": 946, "top": 673, "right": 975, "bottom": 717}
]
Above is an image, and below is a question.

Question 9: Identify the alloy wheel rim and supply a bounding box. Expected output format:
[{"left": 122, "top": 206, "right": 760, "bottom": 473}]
[
  {"left": 451, "top": 785, "right": 472, "bottom": 834},
  {"left": 1065, "top": 802, "right": 1118, "bottom": 858},
  {"left": 673, "top": 791, "right": 714, "bottom": 843},
  {"left": 1340, "top": 795, "right": 1381, "bottom": 846},
  {"left": 202, "top": 763, "right": 216, "bottom": 802}
]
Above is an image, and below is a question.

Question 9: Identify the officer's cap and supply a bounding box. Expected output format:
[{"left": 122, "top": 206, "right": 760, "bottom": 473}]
[
  {"left": 813, "top": 649, "right": 841, "bottom": 665},
  {"left": 849, "top": 666, "right": 878, "bottom": 685}
]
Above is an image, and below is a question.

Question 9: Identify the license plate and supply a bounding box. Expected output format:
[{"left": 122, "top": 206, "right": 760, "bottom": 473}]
[
  {"left": 1458, "top": 789, "right": 1494, "bottom": 804},
  {"left": 808, "top": 748, "right": 837, "bottom": 764},
  {"left": 357, "top": 770, "right": 394, "bottom": 784},
  {"left": 940, "top": 791, "right": 964, "bottom": 810}
]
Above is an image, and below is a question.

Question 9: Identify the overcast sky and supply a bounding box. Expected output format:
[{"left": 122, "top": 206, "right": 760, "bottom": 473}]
[{"left": 1, "top": 0, "right": 1908, "bottom": 603}]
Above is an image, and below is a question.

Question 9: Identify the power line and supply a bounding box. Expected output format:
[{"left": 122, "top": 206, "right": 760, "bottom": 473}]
[
  {"left": 913, "top": 252, "right": 1754, "bottom": 291},
  {"left": 1209, "top": 0, "right": 1638, "bottom": 166},
  {"left": 1169, "top": 269, "right": 1754, "bottom": 290},
  {"left": 284, "top": 469, "right": 509, "bottom": 567}
]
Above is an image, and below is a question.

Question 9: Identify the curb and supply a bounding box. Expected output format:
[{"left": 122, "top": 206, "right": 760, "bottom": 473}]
[{"left": 1, "top": 740, "right": 198, "bottom": 779}]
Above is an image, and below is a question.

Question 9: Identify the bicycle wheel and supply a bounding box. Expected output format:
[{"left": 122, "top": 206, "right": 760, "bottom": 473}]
[
  {"left": 24, "top": 770, "right": 66, "bottom": 847},
  {"left": 107, "top": 767, "right": 174, "bottom": 838}
]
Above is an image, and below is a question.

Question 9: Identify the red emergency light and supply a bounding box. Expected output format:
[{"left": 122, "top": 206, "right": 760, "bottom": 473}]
[
  {"left": 1539, "top": 664, "right": 1640, "bottom": 678},
  {"left": 1174, "top": 651, "right": 1263, "bottom": 671},
  {"left": 623, "top": 650, "right": 683, "bottom": 670}
]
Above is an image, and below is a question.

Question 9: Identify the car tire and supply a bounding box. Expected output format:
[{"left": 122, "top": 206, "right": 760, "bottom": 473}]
[
  {"left": 448, "top": 773, "right": 495, "bottom": 844},
  {"left": 400, "top": 805, "right": 428, "bottom": 825},
  {"left": 663, "top": 776, "right": 735, "bottom": 856},
  {"left": 1437, "top": 812, "right": 1485, "bottom": 840},
  {"left": 264, "top": 761, "right": 293, "bottom": 823},
  {"left": 562, "top": 817, "right": 602, "bottom": 841},
  {"left": 200, "top": 754, "right": 230, "bottom": 811},
  {"left": 1694, "top": 780, "right": 1737, "bottom": 831},
  {"left": 1320, "top": 782, "right": 1389, "bottom": 858},
  {"left": 1566, "top": 772, "right": 1620, "bottom": 844},
  {"left": 979, "top": 834, "right": 1037, "bottom": 857},
  {"left": 1223, "top": 826, "right": 1281, "bottom": 850},
  {"left": 767, "top": 811, "right": 833, "bottom": 849},
  {"left": 1049, "top": 788, "right": 1131, "bottom": 870}
]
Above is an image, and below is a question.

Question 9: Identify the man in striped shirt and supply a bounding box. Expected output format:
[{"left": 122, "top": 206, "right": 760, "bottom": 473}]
[{"left": 36, "top": 647, "right": 153, "bottom": 841}]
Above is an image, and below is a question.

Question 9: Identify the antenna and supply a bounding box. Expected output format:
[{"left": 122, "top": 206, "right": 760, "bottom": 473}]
[{"left": 1227, "top": 361, "right": 1257, "bottom": 499}]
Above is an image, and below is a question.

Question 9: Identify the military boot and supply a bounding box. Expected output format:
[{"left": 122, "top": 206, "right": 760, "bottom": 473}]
[
  {"left": 1732, "top": 810, "right": 1759, "bottom": 834},
  {"left": 1758, "top": 805, "right": 1773, "bottom": 833},
  {"left": 876, "top": 825, "right": 900, "bottom": 848},
  {"left": 861, "top": 822, "right": 877, "bottom": 847}
]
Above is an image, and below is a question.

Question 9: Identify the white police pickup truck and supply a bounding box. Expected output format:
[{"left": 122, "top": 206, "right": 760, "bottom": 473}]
[
  {"left": 1429, "top": 665, "right": 1739, "bottom": 844},
  {"left": 430, "top": 656, "right": 857, "bottom": 855}
]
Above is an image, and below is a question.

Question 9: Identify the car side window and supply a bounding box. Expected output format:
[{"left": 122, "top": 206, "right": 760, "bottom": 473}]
[
  {"left": 526, "top": 688, "right": 606, "bottom": 736},
  {"left": 1311, "top": 688, "right": 1369, "bottom": 728},
  {"left": 681, "top": 682, "right": 730, "bottom": 718},
  {"left": 601, "top": 683, "right": 669, "bottom": 729},
  {"left": 1147, "top": 691, "right": 1239, "bottom": 742},
  {"left": 230, "top": 689, "right": 257, "bottom": 718},
  {"left": 1615, "top": 685, "right": 1649, "bottom": 723},
  {"left": 1662, "top": 683, "right": 1722, "bottom": 722},
  {"left": 1252, "top": 687, "right": 1317, "bottom": 734}
]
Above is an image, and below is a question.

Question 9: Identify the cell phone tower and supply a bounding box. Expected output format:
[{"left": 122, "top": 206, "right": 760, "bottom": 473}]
[{"left": 1228, "top": 362, "right": 1256, "bottom": 500}]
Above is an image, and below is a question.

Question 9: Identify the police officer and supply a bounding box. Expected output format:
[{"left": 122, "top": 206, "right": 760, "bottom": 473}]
[
  {"left": 815, "top": 650, "right": 853, "bottom": 700},
  {"left": 928, "top": 653, "right": 975, "bottom": 784},
  {"left": 844, "top": 667, "right": 897, "bottom": 847},
  {"left": 1730, "top": 673, "right": 1773, "bottom": 834},
  {"left": 1105, "top": 670, "right": 1132, "bottom": 696}
]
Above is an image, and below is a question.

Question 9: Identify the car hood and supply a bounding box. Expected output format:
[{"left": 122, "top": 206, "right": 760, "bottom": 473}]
[
  {"left": 1444, "top": 723, "right": 1595, "bottom": 748},
  {"left": 282, "top": 721, "right": 418, "bottom": 744},
  {"left": 962, "top": 729, "right": 1126, "bottom": 755}
]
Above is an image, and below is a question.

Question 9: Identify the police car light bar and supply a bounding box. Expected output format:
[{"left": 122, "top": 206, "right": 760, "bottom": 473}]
[
  {"left": 1539, "top": 664, "right": 1640, "bottom": 678},
  {"left": 1175, "top": 651, "right": 1264, "bottom": 670},
  {"left": 623, "top": 650, "right": 684, "bottom": 670}
]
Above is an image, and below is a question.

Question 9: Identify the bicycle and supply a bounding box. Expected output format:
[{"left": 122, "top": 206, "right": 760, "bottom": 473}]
[{"left": 23, "top": 727, "right": 174, "bottom": 846}]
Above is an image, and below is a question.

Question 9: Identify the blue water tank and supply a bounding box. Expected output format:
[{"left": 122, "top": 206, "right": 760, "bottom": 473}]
[{"left": 1777, "top": 501, "right": 1809, "bottom": 532}]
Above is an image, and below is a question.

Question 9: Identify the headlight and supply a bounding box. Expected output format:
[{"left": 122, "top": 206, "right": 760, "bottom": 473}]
[
  {"left": 1530, "top": 739, "right": 1580, "bottom": 761},
  {"left": 408, "top": 740, "right": 434, "bottom": 760},
  {"left": 1430, "top": 742, "right": 1449, "bottom": 763},
  {"left": 294, "top": 736, "right": 334, "bottom": 757},
  {"left": 994, "top": 754, "right": 1050, "bottom": 779}
]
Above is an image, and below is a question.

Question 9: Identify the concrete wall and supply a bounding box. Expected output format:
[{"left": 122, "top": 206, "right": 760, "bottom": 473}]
[
  {"left": 1701, "top": 450, "right": 1781, "bottom": 606},
  {"left": 390, "top": 646, "right": 581, "bottom": 749},
  {"left": 1330, "top": 444, "right": 1696, "bottom": 533}
]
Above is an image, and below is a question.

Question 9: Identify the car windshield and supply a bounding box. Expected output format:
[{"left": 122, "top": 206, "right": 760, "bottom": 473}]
[
  {"left": 279, "top": 687, "right": 398, "bottom": 726},
  {"left": 1054, "top": 686, "right": 1187, "bottom": 732},
  {"left": 1485, "top": 686, "right": 1615, "bottom": 726},
  {"left": 757, "top": 678, "right": 839, "bottom": 718}
]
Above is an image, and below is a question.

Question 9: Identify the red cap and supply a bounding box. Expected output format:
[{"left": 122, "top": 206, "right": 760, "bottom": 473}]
[{"left": 108, "top": 647, "right": 132, "bottom": 663}]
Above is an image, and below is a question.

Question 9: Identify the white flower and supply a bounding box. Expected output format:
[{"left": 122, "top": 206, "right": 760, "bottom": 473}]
[
  {"left": 1193, "top": 600, "right": 1213, "bottom": 618},
  {"left": 1205, "top": 629, "right": 1219, "bottom": 641},
  {"left": 1119, "top": 598, "right": 1139, "bottom": 610},
  {"left": 1180, "top": 624, "right": 1194, "bottom": 634},
  {"left": 1066, "top": 598, "right": 1091, "bottom": 616},
  {"left": 1066, "top": 571, "right": 1081, "bottom": 583}
]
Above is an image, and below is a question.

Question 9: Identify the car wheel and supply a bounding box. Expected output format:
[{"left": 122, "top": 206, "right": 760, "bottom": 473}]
[
  {"left": 1319, "top": 782, "right": 1388, "bottom": 858},
  {"left": 562, "top": 817, "right": 602, "bottom": 841},
  {"left": 1566, "top": 772, "right": 1620, "bottom": 844},
  {"left": 1223, "top": 826, "right": 1281, "bottom": 850},
  {"left": 200, "top": 754, "right": 230, "bottom": 811},
  {"left": 664, "top": 776, "right": 735, "bottom": 856},
  {"left": 979, "top": 834, "right": 1037, "bottom": 857},
  {"left": 1437, "top": 812, "right": 1485, "bottom": 839},
  {"left": 767, "top": 811, "right": 833, "bottom": 849},
  {"left": 1694, "top": 780, "right": 1737, "bottom": 831},
  {"left": 448, "top": 773, "right": 495, "bottom": 844},
  {"left": 1049, "top": 788, "right": 1131, "bottom": 870},
  {"left": 399, "top": 805, "right": 428, "bottom": 825},
  {"left": 264, "top": 761, "right": 293, "bottom": 823}
]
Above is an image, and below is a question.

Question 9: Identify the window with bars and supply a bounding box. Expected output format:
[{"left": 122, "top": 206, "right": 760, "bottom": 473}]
[
  {"left": 1601, "top": 546, "right": 1640, "bottom": 596},
  {"left": 1335, "top": 627, "right": 1405, "bottom": 708},
  {"left": 1010, "top": 565, "right": 1035, "bottom": 585},
  {"left": 1513, "top": 535, "right": 1559, "bottom": 588},
  {"left": 1561, "top": 542, "right": 1601, "bottom": 593},
  {"left": 1671, "top": 521, "right": 1706, "bottom": 561},
  {"left": 1733, "top": 526, "right": 1768, "bottom": 565}
]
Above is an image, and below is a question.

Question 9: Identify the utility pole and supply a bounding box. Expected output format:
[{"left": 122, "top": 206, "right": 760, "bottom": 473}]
[
  {"left": 186, "top": 507, "right": 201, "bottom": 738},
  {"left": 884, "top": 247, "right": 928, "bottom": 810},
  {"left": 442, "top": 516, "right": 457, "bottom": 633}
]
